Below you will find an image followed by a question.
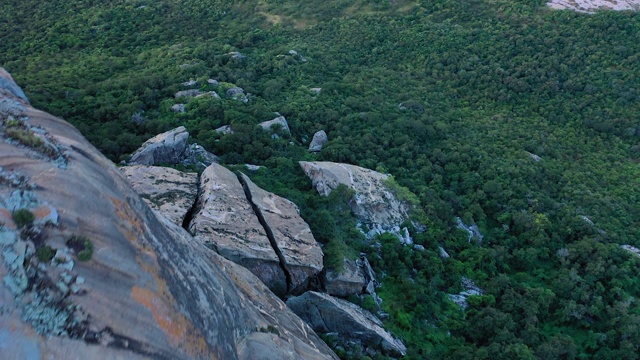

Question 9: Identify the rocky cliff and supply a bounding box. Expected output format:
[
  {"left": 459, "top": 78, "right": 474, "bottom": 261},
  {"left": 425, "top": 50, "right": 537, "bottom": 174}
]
[{"left": 0, "top": 68, "right": 337, "bottom": 359}]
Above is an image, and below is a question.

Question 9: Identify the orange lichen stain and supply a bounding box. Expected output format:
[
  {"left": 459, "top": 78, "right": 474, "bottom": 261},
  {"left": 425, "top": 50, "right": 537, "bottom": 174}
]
[
  {"left": 31, "top": 205, "right": 52, "bottom": 220},
  {"left": 0, "top": 208, "right": 16, "bottom": 230},
  {"left": 132, "top": 286, "right": 187, "bottom": 342},
  {"left": 131, "top": 275, "right": 215, "bottom": 359},
  {"left": 112, "top": 195, "right": 214, "bottom": 359},
  {"left": 110, "top": 197, "right": 147, "bottom": 249}
]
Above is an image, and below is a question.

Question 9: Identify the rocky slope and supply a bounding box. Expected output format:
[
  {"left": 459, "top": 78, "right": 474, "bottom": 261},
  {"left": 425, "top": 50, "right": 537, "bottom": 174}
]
[{"left": 0, "top": 68, "right": 337, "bottom": 360}]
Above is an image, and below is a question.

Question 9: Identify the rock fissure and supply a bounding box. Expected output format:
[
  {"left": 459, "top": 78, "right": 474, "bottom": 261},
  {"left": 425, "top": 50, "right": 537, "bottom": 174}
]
[
  {"left": 181, "top": 173, "right": 201, "bottom": 233},
  {"left": 236, "top": 172, "right": 293, "bottom": 294}
]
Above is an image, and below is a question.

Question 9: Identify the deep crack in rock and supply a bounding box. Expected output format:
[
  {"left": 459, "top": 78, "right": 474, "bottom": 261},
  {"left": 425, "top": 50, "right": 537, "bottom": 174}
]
[{"left": 236, "top": 171, "right": 293, "bottom": 295}]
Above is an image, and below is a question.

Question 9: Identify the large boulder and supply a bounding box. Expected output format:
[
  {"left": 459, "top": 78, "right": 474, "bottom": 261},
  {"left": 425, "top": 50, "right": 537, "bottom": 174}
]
[
  {"left": 259, "top": 116, "right": 290, "bottom": 134},
  {"left": 0, "top": 68, "right": 337, "bottom": 360},
  {"left": 287, "top": 291, "right": 406, "bottom": 357},
  {"left": 299, "top": 161, "right": 411, "bottom": 234},
  {"left": 120, "top": 165, "right": 198, "bottom": 226},
  {"left": 308, "top": 130, "right": 328, "bottom": 152},
  {"left": 240, "top": 173, "right": 323, "bottom": 293},
  {"left": 128, "top": 126, "right": 189, "bottom": 165},
  {"left": 181, "top": 143, "right": 219, "bottom": 168},
  {"left": 188, "top": 164, "right": 287, "bottom": 296}
]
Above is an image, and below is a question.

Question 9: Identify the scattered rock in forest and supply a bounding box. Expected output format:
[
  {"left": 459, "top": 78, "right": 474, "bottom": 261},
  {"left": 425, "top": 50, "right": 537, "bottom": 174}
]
[
  {"left": 438, "top": 246, "right": 450, "bottom": 258},
  {"left": 207, "top": 79, "right": 219, "bottom": 85},
  {"left": 174, "top": 89, "right": 202, "bottom": 98},
  {"left": 621, "top": 245, "right": 640, "bottom": 257},
  {"left": 182, "top": 79, "right": 197, "bottom": 87},
  {"left": 308, "top": 130, "right": 328, "bottom": 152},
  {"left": 215, "top": 125, "right": 234, "bottom": 135},
  {"left": 259, "top": 116, "right": 290, "bottom": 134},
  {"left": 226, "top": 51, "right": 246, "bottom": 60},
  {"left": 456, "top": 217, "right": 483, "bottom": 243},
  {"left": 527, "top": 151, "right": 542, "bottom": 162},
  {"left": 195, "top": 91, "right": 220, "bottom": 99},
  {"left": 448, "top": 277, "right": 483, "bottom": 309},
  {"left": 170, "top": 103, "right": 186, "bottom": 113},
  {"left": 310, "top": 88, "right": 322, "bottom": 94}
]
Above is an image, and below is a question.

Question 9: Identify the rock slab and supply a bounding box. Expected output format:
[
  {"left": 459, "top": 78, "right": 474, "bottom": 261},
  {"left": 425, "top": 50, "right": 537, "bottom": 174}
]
[
  {"left": 241, "top": 173, "right": 323, "bottom": 293},
  {"left": 189, "top": 164, "right": 287, "bottom": 295},
  {"left": 120, "top": 165, "right": 198, "bottom": 226}
]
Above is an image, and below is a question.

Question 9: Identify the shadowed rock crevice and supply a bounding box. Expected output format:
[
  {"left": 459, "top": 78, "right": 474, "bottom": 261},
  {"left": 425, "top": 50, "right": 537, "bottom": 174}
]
[
  {"left": 236, "top": 172, "right": 293, "bottom": 294},
  {"left": 181, "top": 173, "right": 201, "bottom": 233}
]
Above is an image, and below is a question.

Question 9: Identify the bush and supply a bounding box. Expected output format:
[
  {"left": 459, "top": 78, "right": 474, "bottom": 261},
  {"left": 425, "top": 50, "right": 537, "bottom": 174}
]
[
  {"left": 36, "top": 245, "right": 55, "bottom": 262},
  {"left": 12, "top": 208, "right": 35, "bottom": 228},
  {"left": 66, "top": 235, "right": 94, "bottom": 261}
]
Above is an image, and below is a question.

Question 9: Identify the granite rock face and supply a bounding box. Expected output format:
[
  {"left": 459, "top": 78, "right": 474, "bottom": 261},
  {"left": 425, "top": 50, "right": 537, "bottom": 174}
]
[
  {"left": 0, "top": 68, "right": 337, "bottom": 360},
  {"left": 128, "top": 126, "right": 189, "bottom": 165},
  {"left": 240, "top": 173, "right": 323, "bottom": 293},
  {"left": 188, "top": 163, "right": 287, "bottom": 295},
  {"left": 299, "top": 161, "right": 411, "bottom": 234},
  {"left": 308, "top": 130, "right": 328, "bottom": 152},
  {"left": 287, "top": 291, "right": 407, "bottom": 357},
  {"left": 120, "top": 165, "right": 198, "bottom": 226}
]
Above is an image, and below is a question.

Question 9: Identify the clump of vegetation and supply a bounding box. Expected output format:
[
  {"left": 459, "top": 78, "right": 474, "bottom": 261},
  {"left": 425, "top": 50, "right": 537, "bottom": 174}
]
[
  {"left": 12, "top": 208, "right": 35, "bottom": 228},
  {"left": 36, "top": 245, "right": 55, "bottom": 262},
  {"left": 258, "top": 325, "right": 280, "bottom": 336},
  {"left": 66, "top": 235, "right": 94, "bottom": 261}
]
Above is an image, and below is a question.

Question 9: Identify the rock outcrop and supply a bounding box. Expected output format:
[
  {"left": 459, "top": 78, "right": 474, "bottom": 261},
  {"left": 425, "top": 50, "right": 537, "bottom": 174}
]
[
  {"left": 239, "top": 173, "right": 323, "bottom": 293},
  {"left": 308, "top": 130, "right": 328, "bottom": 152},
  {"left": 287, "top": 291, "right": 406, "bottom": 357},
  {"left": 120, "top": 165, "right": 198, "bottom": 226},
  {"left": 0, "top": 68, "right": 337, "bottom": 360},
  {"left": 128, "top": 126, "right": 217, "bottom": 169},
  {"left": 547, "top": 0, "right": 640, "bottom": 13},
  {"left": 128, "top": 126, "right": 189, "bottom": 165},
  {"left": 188, "top": 163, "right": 287, "bottom": 295},
  {"left": 299, "top": 161, "right": 411, "bottom": 235},
  {"left": 187, "top": 163, "right": 323, "bottom": 296}
]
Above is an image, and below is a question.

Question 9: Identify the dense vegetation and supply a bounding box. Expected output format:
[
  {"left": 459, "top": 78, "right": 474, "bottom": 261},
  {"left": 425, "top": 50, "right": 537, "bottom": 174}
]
[{"left": 2, "top": 0, "right": 640, "bottom": 358}]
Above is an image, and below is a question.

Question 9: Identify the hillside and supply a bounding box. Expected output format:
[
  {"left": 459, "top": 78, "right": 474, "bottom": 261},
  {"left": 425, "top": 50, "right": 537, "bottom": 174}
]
[{"left": 2, "top": 0, "right": 640, "bottom": 359}]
